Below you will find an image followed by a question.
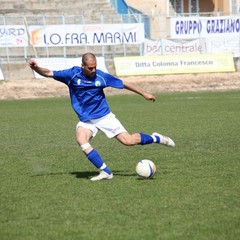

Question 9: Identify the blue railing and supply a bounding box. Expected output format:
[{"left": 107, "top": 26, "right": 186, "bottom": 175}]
[
  {"left": 109, "top": 0, "right": 129, "bottom": 14},
  {"left": 109, "top": 0, "right": 150, "bottom": 37}
]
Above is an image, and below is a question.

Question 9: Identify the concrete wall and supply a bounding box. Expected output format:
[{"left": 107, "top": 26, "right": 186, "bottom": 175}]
[{"left": 2, "top": 63, "right": 34, "bottom": 80}]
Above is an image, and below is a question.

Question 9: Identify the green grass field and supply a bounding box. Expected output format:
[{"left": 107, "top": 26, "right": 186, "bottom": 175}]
[{"left": 0, "top": 91, "right": 240, "bottom": 240}]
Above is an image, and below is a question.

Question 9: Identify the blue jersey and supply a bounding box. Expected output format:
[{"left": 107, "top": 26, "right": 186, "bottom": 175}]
[{"left": 53, "top": 66, "right": 124, "bottom": 122}]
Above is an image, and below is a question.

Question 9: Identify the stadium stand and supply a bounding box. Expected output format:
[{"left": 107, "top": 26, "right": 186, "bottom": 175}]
[{"left": 0, "top": 0, "right": 117, "bottom": 17}]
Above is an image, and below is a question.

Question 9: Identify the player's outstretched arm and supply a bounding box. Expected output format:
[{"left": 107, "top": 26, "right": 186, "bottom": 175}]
[
  {"left": 123, "top": 81, "right": 156, "bottom": 102},
  {"left": 28, "top": 59, "right": 54, "bottom": 78}
]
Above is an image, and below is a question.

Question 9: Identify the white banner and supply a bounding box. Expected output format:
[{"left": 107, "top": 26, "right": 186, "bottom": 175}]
[
  {"left": 28, "top": 24, "right": 144, "bottom": 47},
  {"left": 0, "top": 66, "right": 4, "bottom": 80},
  {"left": 170, "top": 16, "right": 240, "bottom": 39},
  {"left": 0, "top": 25, "right": 28, "bottom": 47},
  {"left": 144, "top": 38, "right": 206, "bottom": 55},
  {"left": 32, "top": 57, "right": 109, "bottom": 79},
  {"left": 207, "top": 37, "right": 240, "bottom": 57}
]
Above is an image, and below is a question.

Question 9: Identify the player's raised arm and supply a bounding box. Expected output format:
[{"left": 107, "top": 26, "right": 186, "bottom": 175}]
[
  {"left": 123, "top": 81, "right": 156, "bottom": 102},
  {"left": 28, "top": 59, "right": 54, "bottom": 78}
]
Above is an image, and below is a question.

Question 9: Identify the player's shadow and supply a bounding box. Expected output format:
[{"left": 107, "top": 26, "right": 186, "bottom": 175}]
[
  {"left": 30, "top": 170, "right": 136, "bottom": 179},
  {"left": 70, "top": 171, "right": 98, "bottom": 179},
  {"left": 70, "top": 170, "right": 136, "bottom": 179},
  {"left": 31, "top": 171, "right": 153, "bottom": 180}
]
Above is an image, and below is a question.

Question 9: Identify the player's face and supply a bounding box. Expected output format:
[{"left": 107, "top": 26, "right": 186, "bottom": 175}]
[{"left": 82, "top": 58, "right": 97, "bottom": 78}]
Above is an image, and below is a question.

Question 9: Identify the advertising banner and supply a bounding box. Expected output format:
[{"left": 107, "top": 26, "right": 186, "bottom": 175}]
[
  {"left": 28, "top": 23, "right": 144, "bottom": 47},
  {"left": 170, "top": 16, "right": 240, "bottom": 39},
  {"left": 0, "top": 25, "right": 28, "bottom": 47},
  {"left": 144, "top": 38, "right": 206, "bottom": 55},
  {"left": 114, "top": 53, "right": 235, "bottom": 76}
]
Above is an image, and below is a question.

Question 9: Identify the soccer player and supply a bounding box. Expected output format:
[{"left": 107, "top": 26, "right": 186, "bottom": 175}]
[{"left": 29, "top": 53, "right": 175, "bottom": 181}]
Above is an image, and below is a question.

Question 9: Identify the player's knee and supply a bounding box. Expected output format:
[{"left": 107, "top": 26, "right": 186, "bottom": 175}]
[{"left": 80, "top": 142, "right": 91, "bottom": 151}]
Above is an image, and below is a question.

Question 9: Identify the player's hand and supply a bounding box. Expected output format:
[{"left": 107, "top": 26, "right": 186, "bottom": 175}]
[
  {"left": 28, "top": 59, "right": 38, "bottom": 69},
  {"left": 143, "top": 92, "right": 156, "bottom": 102}
]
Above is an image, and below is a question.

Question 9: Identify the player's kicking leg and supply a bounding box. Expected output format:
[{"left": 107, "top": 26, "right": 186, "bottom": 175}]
[
  {"left": 117, "top": 132, "right": 175, "bottom": 147},
  {"left": 151, "top": 132, "right": 175, "bottom": 147}
]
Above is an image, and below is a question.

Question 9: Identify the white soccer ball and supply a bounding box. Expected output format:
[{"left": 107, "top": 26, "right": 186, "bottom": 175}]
[{"left": 136, "top": 159, "right": 156, "bottom": 178}]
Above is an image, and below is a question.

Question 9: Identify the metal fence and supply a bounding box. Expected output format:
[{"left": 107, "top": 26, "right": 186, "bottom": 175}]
[
  {"left": 0, "top": 14, "right": 151, "bottom": 63},
  {"left": 1, "top": 12, "right": 240, "bottom": 63}
]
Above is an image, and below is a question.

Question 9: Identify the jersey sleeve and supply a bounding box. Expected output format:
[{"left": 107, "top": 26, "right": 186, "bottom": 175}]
[
  {"left": 100, "top": 71, "right": 124, "bottom": 89},
  {"left": 53, "top": 67, "right": 78, "bottom": 85}
]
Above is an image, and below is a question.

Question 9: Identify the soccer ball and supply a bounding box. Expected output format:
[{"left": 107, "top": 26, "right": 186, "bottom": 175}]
[{"left": 136, "top": 159, "right": 156, "bottom": 178}]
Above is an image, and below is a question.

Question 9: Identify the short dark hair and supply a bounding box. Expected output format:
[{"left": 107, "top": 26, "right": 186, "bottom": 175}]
[{"left": 82, "top": 53, "right": 96, "bottom": 66}]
